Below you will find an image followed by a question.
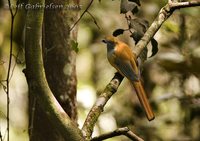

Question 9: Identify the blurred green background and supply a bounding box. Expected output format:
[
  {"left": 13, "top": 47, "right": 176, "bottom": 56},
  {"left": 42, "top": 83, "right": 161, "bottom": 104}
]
[{"left": 0, "top": 0, "right": 200, "bottom": 141}]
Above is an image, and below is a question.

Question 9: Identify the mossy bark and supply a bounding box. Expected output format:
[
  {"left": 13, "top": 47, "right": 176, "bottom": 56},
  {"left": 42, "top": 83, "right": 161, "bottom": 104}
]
[{"left": 25, "top": 0, "right": 83, "bottom": 141}]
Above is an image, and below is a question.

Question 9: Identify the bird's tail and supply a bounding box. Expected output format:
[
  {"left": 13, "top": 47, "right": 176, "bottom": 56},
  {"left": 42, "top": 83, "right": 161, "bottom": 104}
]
[{"left": 132, "top": 81, "right": 155, "bottom": 121}]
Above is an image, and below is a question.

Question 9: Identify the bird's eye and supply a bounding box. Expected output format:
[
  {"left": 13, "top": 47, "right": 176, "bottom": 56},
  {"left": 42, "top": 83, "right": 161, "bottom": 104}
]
[{"left": 102, "top": 40, "right": 107, "bottom": 43}]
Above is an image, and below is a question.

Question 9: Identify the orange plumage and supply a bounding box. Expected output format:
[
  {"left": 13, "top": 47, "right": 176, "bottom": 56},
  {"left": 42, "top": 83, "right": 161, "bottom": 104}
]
[{"left": 103, "top": 36, "right": 155, "bottom": 121}]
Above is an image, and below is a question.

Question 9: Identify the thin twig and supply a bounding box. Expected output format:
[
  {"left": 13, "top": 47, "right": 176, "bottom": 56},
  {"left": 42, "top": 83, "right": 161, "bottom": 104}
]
[
  {"left": 70, "top": 0, "right": 94, "bottom": 31},
  {"left": 0, "top": 80, "right": 7, "bottom": 92},
  {"left": 91, "top": 127, "right": 144, "bottom": 141},
  {"left": 9, "top": 48, "right": 24, "bottom": 82},
  {"left": 125, "top": 130, "right": 144, "bottom": 141},
  {"left": 86, "top": 11, "right": 100, "bottom": 29},
  {"left": 125, "top": 13, "right": 133, "bottom": 34},
  {"left": 6, "top": 0, "right": 19, "bottom": 141}
]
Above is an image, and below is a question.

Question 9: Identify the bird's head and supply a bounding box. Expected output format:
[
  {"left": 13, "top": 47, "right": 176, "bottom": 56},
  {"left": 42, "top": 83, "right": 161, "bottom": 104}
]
[{"left": 102, "top": 36, "right": 118, "bottom": 50}]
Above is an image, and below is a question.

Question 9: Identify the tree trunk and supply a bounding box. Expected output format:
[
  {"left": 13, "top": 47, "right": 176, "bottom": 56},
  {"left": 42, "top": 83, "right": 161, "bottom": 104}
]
[{"left": 28, "top": 0, "right": 80, "bottom": 141}]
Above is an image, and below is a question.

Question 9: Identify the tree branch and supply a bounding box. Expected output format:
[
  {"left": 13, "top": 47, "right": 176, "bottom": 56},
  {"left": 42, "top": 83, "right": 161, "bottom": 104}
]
[
  {"left": 169, "top": 1, "right": 200, "bottom": 9},
  {"left": 82, "top": 0, "right": 200, "bottom": 140},
  {"left": 70, "top": 0, "right": 94, "bottom": 31},
  {"left": 82, "top": 73, "right": 124, "bottom": 139},
  {"left": 6, "top": 0, "right": 19, "bottom": 140},
  {"left": 91, "top": 127, "right": 144, "bottom": 141},
  {"left": 134, "top": 0, "right": 200, "bottom": 56},
  {"left": 24, "top": 0, "right": 84, "bottom": 140}
]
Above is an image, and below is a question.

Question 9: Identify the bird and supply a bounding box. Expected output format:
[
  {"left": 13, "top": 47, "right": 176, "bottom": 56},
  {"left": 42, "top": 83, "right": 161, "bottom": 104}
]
[{"left": 102, "top": 36, "right": 155, "bottom": 121}]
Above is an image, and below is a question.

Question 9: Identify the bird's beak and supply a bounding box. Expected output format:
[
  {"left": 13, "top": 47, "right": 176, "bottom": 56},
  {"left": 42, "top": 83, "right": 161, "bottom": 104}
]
[{"left": 102, "top": 39, "right": 107, "bottom": 43}]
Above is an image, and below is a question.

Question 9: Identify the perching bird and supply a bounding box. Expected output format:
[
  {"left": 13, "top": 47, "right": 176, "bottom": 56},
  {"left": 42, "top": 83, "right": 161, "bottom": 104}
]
[{"left": 102, "top": 36, "right": 155, "bottom": 121}]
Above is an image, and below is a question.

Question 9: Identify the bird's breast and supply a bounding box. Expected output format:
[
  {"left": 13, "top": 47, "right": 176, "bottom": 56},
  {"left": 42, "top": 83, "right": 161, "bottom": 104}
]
[{"left": 107, "top": 49, "right": 117, "bottom": 65}]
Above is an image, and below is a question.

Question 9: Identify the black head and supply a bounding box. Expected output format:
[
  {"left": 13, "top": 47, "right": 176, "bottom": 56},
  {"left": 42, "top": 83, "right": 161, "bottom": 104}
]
[{"left": 102, "top": 36, "right": 117, "bottom": 50}]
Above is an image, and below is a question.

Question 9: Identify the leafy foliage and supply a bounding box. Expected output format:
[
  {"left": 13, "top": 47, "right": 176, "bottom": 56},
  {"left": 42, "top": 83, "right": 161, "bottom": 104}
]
[
  {"left": 71, "top": 40, "right": 79, "bottom": 53},
  {"left": 129, "top": 18, "right": 149, "bottom": 43},
  {"left": 111, "top": 0, "right": 159, "bottom": 58}
]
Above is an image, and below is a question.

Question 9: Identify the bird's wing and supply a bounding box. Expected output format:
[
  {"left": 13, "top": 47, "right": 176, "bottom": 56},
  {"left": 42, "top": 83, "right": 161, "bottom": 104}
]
[{"left": 113, "top": 58, "right": 139, "bottom": 81}]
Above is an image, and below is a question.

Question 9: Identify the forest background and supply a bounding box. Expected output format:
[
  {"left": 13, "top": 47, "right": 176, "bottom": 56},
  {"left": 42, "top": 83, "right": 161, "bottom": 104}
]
[{"left": 0, "top": 0, "right": 200, "bottom": 141}]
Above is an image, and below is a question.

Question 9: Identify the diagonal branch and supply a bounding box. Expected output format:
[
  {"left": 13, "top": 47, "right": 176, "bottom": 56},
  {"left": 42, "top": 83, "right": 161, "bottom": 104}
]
[
  {"left": 86, "top": 11, "right": 101, "bottom": 29},
  {"left": 90, "top": 127, "right": 144, "bottom": 141},
  {"left": 134, "top": 1, "right": 200, "bottom": 56},
  {"left": 81, "top": 73, "right": 123, "bottom": 139},
  {"left": 82, "top": 0, "right": 200, "bottom": 140},
  {"left": 169, "top": 1, "right": 200, "bottom": 9},
  {"left": 70, "top": 0, "right": 94, "bottom": 31}
]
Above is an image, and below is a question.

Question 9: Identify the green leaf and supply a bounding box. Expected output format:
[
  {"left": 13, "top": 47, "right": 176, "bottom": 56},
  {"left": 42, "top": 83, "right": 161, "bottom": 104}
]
[{"left": 71, "top": 40, "right": 79, "bottom": 53}]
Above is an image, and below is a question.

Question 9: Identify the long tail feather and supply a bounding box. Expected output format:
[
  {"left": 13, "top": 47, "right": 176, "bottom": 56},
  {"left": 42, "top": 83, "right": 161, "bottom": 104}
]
[{"left": 132, "top": 81, "right": 155, "bottom": 121}]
